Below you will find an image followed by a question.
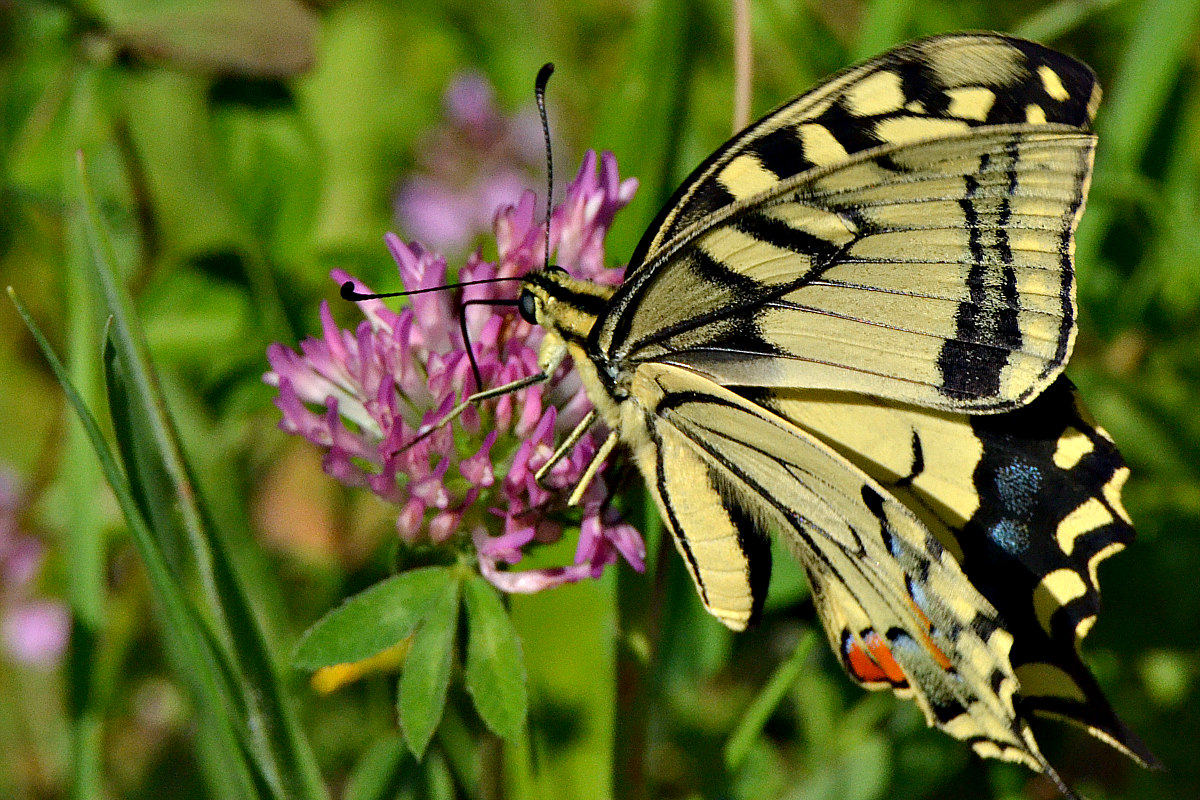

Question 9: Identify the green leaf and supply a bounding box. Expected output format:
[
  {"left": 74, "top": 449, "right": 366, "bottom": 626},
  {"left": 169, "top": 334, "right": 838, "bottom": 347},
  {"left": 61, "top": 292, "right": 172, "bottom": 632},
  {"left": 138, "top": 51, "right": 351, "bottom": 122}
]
[
  {"left": 294, "top": 567, "right": 454, "bottom": 670},
  {"left": 109, "top": 0, "right": 318, "bottom": 77},
  {"left": 462, "top": 577, "right": 528, "bottom": 742},
  {"left": 118, "top": 67, "right": 292, "bottom": 343},
  {"left": 399, "top": 581, "right": 460, "bottom": 758}
]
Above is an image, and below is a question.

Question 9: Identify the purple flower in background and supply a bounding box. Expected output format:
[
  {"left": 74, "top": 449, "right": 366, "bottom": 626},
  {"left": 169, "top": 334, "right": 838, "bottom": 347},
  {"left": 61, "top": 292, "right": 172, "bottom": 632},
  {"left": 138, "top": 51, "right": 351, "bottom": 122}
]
[
  {"left": 267, "top": 151, "right": 643, "bottom": 592},
  {"left": 395, "top": 71, "right": 546, "bottom": 255},
  {"left": 0, "top": 470, "right": 69, "bottom": 669}
]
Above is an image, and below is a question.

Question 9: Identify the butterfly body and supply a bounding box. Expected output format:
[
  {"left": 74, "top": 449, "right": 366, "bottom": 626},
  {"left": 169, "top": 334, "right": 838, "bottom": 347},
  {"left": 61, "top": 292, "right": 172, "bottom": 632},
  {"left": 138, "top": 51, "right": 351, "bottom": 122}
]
[{"left": 515, "top": 32, "right": 1155, "bottom": 791}]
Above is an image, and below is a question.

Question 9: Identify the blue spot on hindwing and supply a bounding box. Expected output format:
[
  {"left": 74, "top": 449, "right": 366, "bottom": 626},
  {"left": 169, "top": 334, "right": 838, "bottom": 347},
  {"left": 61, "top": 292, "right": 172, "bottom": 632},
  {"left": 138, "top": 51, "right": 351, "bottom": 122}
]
[
  {"left": 988, "top": 519, "right": 1030, "bottom": 554},
  {"left": 992, "top": 461, "right": 1041, "bottom": 516}
]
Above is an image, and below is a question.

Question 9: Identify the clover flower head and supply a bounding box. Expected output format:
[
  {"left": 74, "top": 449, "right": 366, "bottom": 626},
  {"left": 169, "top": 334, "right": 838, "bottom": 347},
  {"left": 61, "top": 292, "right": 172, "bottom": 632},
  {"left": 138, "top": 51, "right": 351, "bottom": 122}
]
[{"left": 267, "top": 151, "right": 643, "bottom": 592}]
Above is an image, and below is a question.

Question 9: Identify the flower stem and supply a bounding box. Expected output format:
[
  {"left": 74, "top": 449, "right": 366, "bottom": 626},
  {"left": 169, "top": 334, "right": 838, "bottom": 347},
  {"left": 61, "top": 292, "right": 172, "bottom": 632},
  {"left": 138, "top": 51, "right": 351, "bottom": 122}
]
[
  {"left": 732, "top": 0, "right": 753, "bottom": 131},
  {"left": 613, "top": 489, "right": 667, "bottom": 800}
]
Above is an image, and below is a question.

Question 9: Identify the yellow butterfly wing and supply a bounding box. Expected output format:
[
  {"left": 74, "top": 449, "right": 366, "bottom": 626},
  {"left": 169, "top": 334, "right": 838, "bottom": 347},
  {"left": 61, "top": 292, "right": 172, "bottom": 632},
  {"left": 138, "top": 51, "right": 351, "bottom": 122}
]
[
  {"left": 522, "top": 31, "right": 1152, "bottom": 786},
  {"left": 624, "top": 32, "right": 1100, "bottom": 271},
  {"left": 594, "top": 33, "right": 1100, "bottom": 413}
]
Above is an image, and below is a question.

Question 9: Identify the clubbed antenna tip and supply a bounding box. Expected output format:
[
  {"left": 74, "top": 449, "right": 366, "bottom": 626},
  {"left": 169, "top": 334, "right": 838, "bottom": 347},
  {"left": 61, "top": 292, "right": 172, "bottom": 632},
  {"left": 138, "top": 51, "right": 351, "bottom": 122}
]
[{"left": 536, "top": 63, "right": 555, "bottom": 272}]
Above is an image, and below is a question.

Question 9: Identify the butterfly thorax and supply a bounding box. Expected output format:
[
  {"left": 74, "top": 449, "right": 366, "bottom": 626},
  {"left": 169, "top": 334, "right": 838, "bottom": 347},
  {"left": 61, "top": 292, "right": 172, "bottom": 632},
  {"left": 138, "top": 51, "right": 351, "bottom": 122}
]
[{"left": 518, "top": 268, "right": 626, "bottom": 426}]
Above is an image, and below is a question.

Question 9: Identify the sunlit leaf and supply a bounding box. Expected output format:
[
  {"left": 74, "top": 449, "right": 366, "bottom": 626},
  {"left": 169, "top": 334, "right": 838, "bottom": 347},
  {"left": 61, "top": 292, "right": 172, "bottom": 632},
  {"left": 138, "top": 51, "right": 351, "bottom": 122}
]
[{"left": 110, "top": 0, "right": 318, "bottom": 77}]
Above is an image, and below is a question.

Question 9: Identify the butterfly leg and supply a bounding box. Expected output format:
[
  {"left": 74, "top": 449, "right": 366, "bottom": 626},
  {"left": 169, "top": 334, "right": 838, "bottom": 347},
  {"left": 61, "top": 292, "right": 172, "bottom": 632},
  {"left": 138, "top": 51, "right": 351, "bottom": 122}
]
[
  {"left": 566, "top": 430, "right": 619, "bottom": 506},
  {"left": 533, "top": 409, "right": 598, "bottom": 489},
  {"left": 398, "top": 372, "right": 552, "bottom": 455},
  {"left": 398, "top": 334, "right": 570, "bottom": 454}
]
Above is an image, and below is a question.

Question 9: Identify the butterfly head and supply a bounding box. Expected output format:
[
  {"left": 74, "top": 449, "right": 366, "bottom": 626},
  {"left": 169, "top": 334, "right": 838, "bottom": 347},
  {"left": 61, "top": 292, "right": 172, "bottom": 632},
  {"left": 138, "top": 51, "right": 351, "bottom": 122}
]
[
  {"left": 516, "top": 266, "right": 611, "bottom": 342},
  {"left": 516, "top": 268, "right": 567, "bottom": 326}
]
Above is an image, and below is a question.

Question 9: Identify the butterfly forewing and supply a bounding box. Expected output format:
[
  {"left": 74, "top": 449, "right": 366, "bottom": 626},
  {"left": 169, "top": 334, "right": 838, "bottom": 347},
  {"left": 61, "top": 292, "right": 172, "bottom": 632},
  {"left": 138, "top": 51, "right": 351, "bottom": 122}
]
[{"left": 599, "top": 127, "right": 1095, "bottom": 412}]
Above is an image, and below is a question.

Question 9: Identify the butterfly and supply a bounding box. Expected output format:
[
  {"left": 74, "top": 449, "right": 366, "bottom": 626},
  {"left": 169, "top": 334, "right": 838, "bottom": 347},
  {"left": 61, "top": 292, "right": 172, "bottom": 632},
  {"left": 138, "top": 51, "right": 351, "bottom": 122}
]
[{"left": 419, "top": 32, "right": 1157, "bottom": 796}]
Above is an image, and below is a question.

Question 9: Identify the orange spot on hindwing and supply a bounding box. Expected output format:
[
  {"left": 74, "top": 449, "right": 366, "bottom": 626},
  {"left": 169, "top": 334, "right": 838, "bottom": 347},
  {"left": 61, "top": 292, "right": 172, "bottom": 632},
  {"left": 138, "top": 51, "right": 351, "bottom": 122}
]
[{"left": 841, "top": 629, "right": 909, "bottom": 687}]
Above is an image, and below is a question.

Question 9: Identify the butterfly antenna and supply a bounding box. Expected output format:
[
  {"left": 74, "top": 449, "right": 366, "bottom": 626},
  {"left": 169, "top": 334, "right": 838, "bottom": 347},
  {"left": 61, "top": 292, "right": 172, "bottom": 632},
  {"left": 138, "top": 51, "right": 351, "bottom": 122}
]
[
  {"left": 536, "top": 62, "right": 554, "bottom": 272},
  {"left": 341, "top": 276, "right": 524, "bottom": 392},
  {"left": 340, "top": 276, "right": 523, "bottom": 302}
]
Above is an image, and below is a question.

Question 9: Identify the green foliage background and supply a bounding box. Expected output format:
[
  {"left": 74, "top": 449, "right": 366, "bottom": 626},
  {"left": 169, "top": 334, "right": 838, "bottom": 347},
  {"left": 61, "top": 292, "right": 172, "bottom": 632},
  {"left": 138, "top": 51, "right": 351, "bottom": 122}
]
[{"left": 2, "top": 1, "right": 1199, "bottom": 799}]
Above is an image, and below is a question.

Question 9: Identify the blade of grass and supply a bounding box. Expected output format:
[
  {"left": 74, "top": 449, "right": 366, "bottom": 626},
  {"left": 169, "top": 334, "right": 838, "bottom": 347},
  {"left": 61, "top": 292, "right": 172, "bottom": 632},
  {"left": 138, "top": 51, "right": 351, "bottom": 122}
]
[
  {"left": 724, "top": 628, "right": 818, "bottom": 771},
  {"left": 343, "top": 734, "right": 411, "bottom": 800},
  {"left": 1118, "top": 72, "right": 1200, "bottom": 322},
  {"left": 103, "top": 322, "right": 320, "bottom": 799},
  {"left": 614, "top": 483, "right": 665, "bottom": 800},
  {"left": 63, "top": 122, "right": 107, "bottom": 800},
  {"left": 77, "top": 147, "right": 233, "bottom": 652},
  {"left": 1097, "top": 0, "right": 1200, "bottom": 175},
  {"left": 8, "top": 288, "right": 267, "bottom": 799},
  {"left": 76, "top": 152, "right": 328, "bottom": 800},
  {"left": 589, "top": 0, "right": 705, "bottom": 262},
  {"left": 1013, "top": 0, "right": 1126, "bottom": 41}
]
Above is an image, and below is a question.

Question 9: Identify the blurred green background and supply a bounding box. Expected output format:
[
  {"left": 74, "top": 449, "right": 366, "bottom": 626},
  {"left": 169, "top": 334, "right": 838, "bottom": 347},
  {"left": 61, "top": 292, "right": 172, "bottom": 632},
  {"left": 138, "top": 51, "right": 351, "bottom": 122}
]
[{"left": 2, "top": 1, "right": 1199, "bottom": 799}]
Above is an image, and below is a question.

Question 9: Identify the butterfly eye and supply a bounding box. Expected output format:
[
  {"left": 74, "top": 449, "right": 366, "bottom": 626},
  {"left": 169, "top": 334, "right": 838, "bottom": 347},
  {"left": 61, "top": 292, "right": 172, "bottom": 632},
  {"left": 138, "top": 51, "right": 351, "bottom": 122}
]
[{"left": 518, "top": 289, "right": 539, "bottom": 324}]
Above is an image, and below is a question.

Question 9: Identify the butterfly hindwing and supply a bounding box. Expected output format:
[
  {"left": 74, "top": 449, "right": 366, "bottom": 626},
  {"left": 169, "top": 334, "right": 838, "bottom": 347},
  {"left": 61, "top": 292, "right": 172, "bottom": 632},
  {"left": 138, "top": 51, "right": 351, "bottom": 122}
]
[
  {"left": 749, "top": 377, "right": 1156, "bottom": 766},
  {"left": 598, "top": 127, "right": 1095, "bottom": 412},
  {"left": 630, "top": 407, "right": 773, "bottom": 631},
  {"left": 630, "top": 362, "right": 1050, "bottom": 768}
]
